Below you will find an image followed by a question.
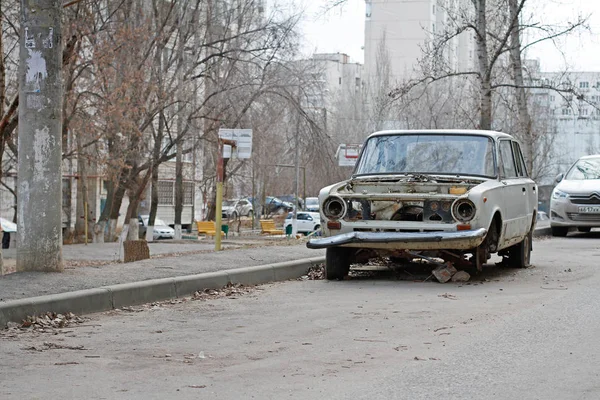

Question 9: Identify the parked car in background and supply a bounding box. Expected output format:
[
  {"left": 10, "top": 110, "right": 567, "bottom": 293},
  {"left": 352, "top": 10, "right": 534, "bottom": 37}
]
[
  {"left": 304, "top": 197, "right": 319, "bottom": 212},
  {"left": 222, "top": 198, "right": 253, "bottom": 219},
  {"left": 550, "top": 154, "right": 600, "bottom": 236},
  {"left": 307, "top": 130, "right": 537, "bottom": 280},
  {"left": 138, "top": 215, "right": 175, "bottom": 240},
  {"left": 278, "top": 195, "right": 304, "bottom": 210},
  {"left": 264, "top": 196, "right": 293, "bottom": 215},
  {"left": 284, "top": 212, "right": 321, "bottom": 234}
]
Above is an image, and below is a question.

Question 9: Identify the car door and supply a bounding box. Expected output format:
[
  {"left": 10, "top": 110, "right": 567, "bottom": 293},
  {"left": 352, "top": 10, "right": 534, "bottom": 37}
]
[
  {"left": 511, "top": 141, "right": 537, "bottom": 233},
  {"left": 498, "top": 139, "right": 528, "bottom": 244}
]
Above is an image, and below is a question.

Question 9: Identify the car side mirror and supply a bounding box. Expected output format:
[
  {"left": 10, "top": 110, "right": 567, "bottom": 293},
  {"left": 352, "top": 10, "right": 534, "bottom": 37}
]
[{"left": 555, "top": 173, "right": 564, "bottom": 183}]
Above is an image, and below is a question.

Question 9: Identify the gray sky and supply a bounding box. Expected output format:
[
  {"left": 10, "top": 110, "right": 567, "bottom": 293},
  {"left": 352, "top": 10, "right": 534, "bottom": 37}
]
[{"left": 299, "top": 0, "right": 600, "bottom": 72}]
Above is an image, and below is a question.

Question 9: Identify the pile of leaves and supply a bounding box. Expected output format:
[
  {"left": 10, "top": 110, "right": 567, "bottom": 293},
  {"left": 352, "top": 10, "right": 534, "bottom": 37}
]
[
  {"left": 303, "top": 264, "right": 325, "bottom": 280},
  {"left": 192, "top": 283, "right": 255, "bottom": 300},
  {"left": 18, "top": 312, "right": 87, "bottom": 330}
]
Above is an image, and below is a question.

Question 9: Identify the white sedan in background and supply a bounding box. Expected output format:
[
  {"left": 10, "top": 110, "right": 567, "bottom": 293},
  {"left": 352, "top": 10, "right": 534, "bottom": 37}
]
[
  {"left": 550, "top": 154, "right": 600, "bottom": 236},
  {"left": 284, "top": 212, "right": 321, "bottom": 234}
]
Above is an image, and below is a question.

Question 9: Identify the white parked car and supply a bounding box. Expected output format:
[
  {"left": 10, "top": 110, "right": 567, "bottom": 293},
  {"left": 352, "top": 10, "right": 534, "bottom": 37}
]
[
  {"left": 138, "top": 215, "right": 175, "bottom": 240},
  {"left": 307, "top": 130, "right": 538, "bottom": 280},
  {"left": 550, "top": 154, "right": 600, "bottom": 236},
  {"left": 304, "top": 197, "right": 320, "bottom": 212},
  {"left": 222, "top": 198, "right": 253, "bottom": 219},
  {"left": 284, "top": 212, "right": 321, "bottom": 234}
]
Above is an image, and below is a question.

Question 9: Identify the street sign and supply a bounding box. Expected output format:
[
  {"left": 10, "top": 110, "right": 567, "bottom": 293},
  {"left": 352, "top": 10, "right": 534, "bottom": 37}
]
[
  {"left": 218, "top": 129, "right": 253, "bottom": 159},
  {"left": 336, "top": 143, "right": 362, "bottom": 167}
]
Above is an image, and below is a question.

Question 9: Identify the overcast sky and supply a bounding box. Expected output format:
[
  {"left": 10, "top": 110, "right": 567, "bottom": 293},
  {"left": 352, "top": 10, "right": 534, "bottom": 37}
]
[{"left": 298, "top": 0, "right": 600, "bottom": 72}]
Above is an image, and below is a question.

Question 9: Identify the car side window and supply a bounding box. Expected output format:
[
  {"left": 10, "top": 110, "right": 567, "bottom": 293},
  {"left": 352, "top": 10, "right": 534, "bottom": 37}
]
[
  {"left": 499, "top": 140, "right": 518, "bottom": 178},
  {"left": 512, "top": 142, "right": 529, "bottom": 177},
  {"left": 297, "top": 214, "right": 308, "bottom": 220}
]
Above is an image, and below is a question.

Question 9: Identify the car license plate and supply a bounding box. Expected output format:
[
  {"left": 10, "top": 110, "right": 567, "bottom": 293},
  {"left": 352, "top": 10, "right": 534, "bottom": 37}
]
[{"left": 578, "top": 206, "right": 600, "bottom": 213}]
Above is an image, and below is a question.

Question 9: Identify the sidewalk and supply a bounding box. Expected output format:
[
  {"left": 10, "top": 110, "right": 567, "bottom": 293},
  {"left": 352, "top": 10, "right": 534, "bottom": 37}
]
[{"left": 0, "top": 238, "right": 324, "bottom": 302}]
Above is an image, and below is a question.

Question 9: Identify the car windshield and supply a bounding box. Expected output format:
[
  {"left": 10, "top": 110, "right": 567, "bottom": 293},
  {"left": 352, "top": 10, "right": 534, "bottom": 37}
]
[
  {"left": 223, "top": 200, "right": 236, "bottom": 207},
  {"left": 306, "top": 198, "right": 318, "bottom": 206},
  {"left": 154, "top": 219, "right": 168, "bottom": 226},
  {"left": 566, "top": 157, "right": 600, "bottom": 180},
  {"left": 355, "top": 134, "right": 496, "bottom": 177}
]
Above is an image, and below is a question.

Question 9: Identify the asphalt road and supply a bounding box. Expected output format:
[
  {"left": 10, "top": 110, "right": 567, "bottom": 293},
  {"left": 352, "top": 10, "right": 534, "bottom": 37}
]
[{"left": 2, "top": 232, "right": 600, "bottom": 399}]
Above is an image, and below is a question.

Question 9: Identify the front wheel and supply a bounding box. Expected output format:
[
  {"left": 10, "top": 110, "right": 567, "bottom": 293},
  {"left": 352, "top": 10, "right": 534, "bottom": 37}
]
[
  {"left": 325, "top": 247, "right": 352, "bottom": 280},
  {"left": 504, "top": 230, "right": 532, "bottom": 268}
]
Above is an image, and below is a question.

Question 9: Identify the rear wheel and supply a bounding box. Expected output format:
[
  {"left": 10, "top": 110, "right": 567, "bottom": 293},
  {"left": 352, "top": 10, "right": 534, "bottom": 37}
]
[
  {"left": 505, "top": 230, "right": 532, "bottom": 268},
  {"left": 577, "top": 227, "right": 591, "bottom": 233},
  {"left": 325, "top": 247, "right": 352, "bottom": 280},
  {"left": 551, "top": 226, "right": 569, "bottom": 237}
]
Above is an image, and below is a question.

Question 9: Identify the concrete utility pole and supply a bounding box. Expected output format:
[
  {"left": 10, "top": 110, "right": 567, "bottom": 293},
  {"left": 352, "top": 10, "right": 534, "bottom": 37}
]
[{"left": 17, "top": 0, "right": 64, "bottom": 272}]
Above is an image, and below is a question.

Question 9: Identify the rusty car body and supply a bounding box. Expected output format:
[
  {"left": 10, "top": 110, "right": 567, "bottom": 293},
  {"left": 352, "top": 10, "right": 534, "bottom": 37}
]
[{"left": 307, "top": 130, "right": 538, "bottom": 280}]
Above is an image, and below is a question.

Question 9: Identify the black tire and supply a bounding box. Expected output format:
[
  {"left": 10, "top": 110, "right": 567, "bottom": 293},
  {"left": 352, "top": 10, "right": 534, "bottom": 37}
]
[
  {"left": 551, "top": 226, "right": 569, "bottom": 237},
  {"left": 231, "top": 211, "right": 238, "bottom": 220},
  {"left": 578, "top": 227, "right": 591, "bottom": 233},
  {"left": 325, "top": 247, "right": 352, "bottom": 280},
  {"left": 505, "top": 230, "right": 532, "bottom": 268}
]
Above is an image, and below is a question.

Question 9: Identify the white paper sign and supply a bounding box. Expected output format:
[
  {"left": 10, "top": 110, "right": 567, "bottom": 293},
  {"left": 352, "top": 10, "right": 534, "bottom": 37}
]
[{"left": 218, "top": 129, "right": 253, "bottom": 159}]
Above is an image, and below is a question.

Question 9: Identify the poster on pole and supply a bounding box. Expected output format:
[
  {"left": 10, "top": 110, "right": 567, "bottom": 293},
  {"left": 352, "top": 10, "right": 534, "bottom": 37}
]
[
  {"left": 218, "top": 129, "right": 253, "bottom": 159},
  {"left": 336, "top": 144, "right": 362, "bottom": 167}
]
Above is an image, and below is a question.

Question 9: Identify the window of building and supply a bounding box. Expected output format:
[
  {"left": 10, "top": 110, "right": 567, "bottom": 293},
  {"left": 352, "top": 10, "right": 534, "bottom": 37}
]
[
  {"left": 550, "top": 95, "right": 555, "bottom": 102},
  {"left": 157, "top": 181, "right": 174, "bottom": 205},
  {"left": 183, "top": 182, "right": 194, "bottom": 205},
  {"left": 562, "top": 108, "right": 572, "bottom": 115},
  {"left": 581, "top": 108, "right": 589, "bottom": 115},
  {"left": 339, "top": 77, "right": 342, "bottom": 85},
  {"left": 580, "top": 81, "right": 589, "bottom": 88},
  {"left": 432, "top": 23, "right": 436, "bottom": 33}
]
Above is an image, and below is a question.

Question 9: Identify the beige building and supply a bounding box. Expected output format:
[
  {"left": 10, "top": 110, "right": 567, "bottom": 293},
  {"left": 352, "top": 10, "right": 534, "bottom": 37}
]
[{"left": 364, "top": 0, "right": 474, "bottom": 82}]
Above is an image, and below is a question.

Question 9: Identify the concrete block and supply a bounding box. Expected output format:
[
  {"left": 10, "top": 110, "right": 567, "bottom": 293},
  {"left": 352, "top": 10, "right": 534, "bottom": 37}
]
[
  {"left": 0, "top": 288, "right": 112, "bottom": 327},
  {"left": 272, "top": 257, "right": 325, "bottom": 281},
  {"left": 451, "top": 270, "right": 471, "bottom": 282},
  {"left": 226, "top": 265, "right": 277, "bottom": 286},
  {"left": 432, "top": 264, "right": 458, "bottom": 283},
  {"left": 105, "top": 278, "right": 177, "bottom": 308},
  {"left": 173, "top": 271, "right": 230, "bottom": 297}
]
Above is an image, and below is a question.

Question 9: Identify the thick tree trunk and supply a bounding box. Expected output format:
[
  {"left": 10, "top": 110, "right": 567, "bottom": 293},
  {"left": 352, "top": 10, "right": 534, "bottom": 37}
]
[
  {"left": 146, "top": 165, "right": 158, "bottom": 242},
  {"left": 509, "top": 0, "right": 534, "bottom": 174},
  {"left": 474, "top": 0, "right": 492, "bottom": 130}
]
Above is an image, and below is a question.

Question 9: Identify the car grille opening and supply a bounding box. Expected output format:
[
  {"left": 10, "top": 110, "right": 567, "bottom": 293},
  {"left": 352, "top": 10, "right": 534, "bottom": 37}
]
[
  {"left": 570, "top": 193, "right": 600, "bottom": 205},
  {"left": 566, "top": 213, "right": 600, "bottom": 222}
]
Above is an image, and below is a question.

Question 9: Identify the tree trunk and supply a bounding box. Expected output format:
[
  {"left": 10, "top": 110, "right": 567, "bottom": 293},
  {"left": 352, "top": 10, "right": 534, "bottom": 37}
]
[
  {"left": 509, "top": 0, "right": 534, "bottom": 174},
  {"left": 146, "top": 165, "right": 158, "bottom": 242},
  {"left": 17, "top": 0, "right": 64, "bottom": 272},
  {"left": 174, "top": 139, "right": 183, "bottom": 239},
  {"left": 474, "top": 0, "right": 492, "bottom": 130}
]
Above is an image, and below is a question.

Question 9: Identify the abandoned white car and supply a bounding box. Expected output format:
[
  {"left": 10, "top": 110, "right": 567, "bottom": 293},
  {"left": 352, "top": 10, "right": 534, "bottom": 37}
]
[{"left": 307, "top": 130, "right": 538, "bottom": 280}]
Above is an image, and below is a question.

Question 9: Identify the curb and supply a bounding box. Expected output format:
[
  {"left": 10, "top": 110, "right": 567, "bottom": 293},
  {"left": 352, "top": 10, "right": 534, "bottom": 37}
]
[
  {"left": 533, "top": 225, "right": 552, "bottom": 237},
  {"left": 0, "top": 256, "right": 325, "bottom": 328}
]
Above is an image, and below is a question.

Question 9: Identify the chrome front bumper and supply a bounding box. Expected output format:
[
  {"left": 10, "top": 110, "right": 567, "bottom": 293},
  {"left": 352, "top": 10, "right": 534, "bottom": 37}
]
[{"left": 306, "top": 228, "right": 487, "bottom": 250}]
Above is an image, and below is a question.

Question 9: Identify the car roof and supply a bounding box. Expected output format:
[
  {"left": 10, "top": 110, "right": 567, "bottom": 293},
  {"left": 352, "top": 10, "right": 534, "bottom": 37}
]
[
  {"left": 578, "top": 154, "right": 600, "bottom": 160},
  {"left": 367, "top": 129, "right": 514, "bottom": 140}
]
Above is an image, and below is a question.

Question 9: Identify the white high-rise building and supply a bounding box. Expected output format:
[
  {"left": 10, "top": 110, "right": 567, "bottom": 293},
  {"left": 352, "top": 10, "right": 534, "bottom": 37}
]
[{"left": 364, "top": 0, "right": 474, "bottom": 82}]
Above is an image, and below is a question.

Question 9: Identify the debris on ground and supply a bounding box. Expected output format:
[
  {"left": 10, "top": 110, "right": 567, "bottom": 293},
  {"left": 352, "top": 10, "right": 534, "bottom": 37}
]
[
  {"left": 304, "top": 264, "right": 325, "bottom": 280},
  {"left": 451, "top": 271, "right": 471, "bottom": 282},
  {"left": 192, "top": 283, "right": 254, "bottom": 300},
  {"left": 1, "top": 312, "right": 88, "bottom": 334},
  {"left": 22, "top": 342, "right": 88, "bottom": 352},
  {"left": 432, "top": 264, "right": 458, "bottom": 283},
  {"left": 438, "top": 293, "right": 458, "bottom": 300}
]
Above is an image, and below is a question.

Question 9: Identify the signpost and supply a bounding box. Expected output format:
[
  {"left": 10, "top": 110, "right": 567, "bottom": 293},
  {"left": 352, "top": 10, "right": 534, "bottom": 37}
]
[
  {"left": 215, "top": 129, "right": 252, "bottom": 251},
  {"left": 336, "top": 144, "right": 362, "bottom": 167}
]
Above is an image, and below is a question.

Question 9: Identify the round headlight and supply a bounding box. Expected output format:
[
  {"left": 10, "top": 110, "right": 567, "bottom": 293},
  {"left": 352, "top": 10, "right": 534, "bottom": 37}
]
[
  {"left": 323, "top": 196, "right": 347, "bottom": 219},
  {"left": 452, "top": 199, "right": 476, "bottom": 222}
]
